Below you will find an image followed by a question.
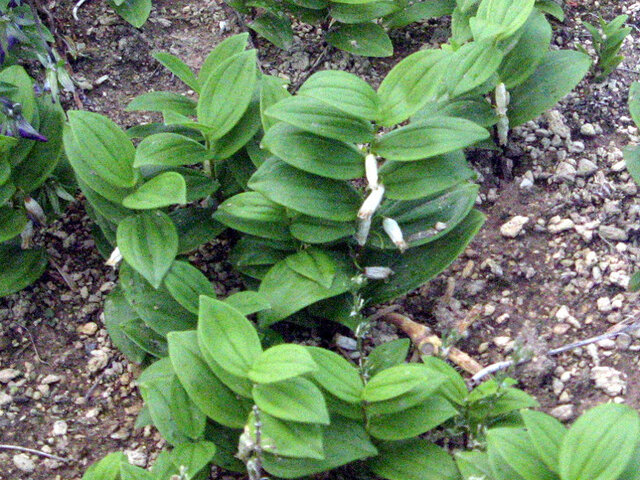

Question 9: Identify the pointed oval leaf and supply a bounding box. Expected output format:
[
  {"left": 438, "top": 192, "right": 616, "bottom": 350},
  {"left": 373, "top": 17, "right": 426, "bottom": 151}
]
[
  {"left": 126, "top": 91, "right": 197, "bottom": 116},
  {"left": 521, "top": 409, "right": 566, "bottom": 472},
  {"left": 488, "top": 427, "right": 557, "bottom": 480},
  {"left": 249, "top": 13, "right": 294, "bottom": 50},
  {"left": 117, "top": 211, "right": 178, "bottom": 288},
  {"left": 198, "top": 33, "right": 250, "bottom": 84},
  {"left": 326, "top": 22, "right": 393, "bottom": 57},
  {"left": 152, "top": 51, "right": 200, "bottom": 92},
  {"left": 248, "top": 344, "right": 318, "bottom": 384},
  {"left": 0, "top": 246, "right": 48, "bottom": 297},
  {"left": 197, "top": 296, "right": 262, "bottom": 377},
  {"left": 289, "top": 215, "right": 355, "bottom": 244},
  {"left": 134, "top": 133, "right": 212, "bottom": 168},
  {"left": 163, "top": 260, "right": 217, "bottom": 314},
  {"left": 122, "top": 172, "right": 187, "bottom": 209},
  {"left": 260, "top": 75, "right": 291, "bottom": 133},
  {"left": 368, "top": 439, "right": 459, "bottom": 480},
  {"left": 307, "top": 346, "right": 363, "bottom": 403},
  {"left": 255, "top": 412, "right": 324, "bottom": 460},
  {"left": 253, "top": 376, "right": 330, "bottom": 424},
  {"left": 446, "top": 38, "right": 504, "bottom": 98},
  {"left": 284, "top": 249, "right": 336, "bottom": 289}
]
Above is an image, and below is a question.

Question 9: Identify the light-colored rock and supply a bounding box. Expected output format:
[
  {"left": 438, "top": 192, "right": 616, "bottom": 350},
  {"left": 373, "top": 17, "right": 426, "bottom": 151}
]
[
  {"left": 555, "top": 305, "right": 571, "bottom": 321},
  {"left": 500, "top": 216, "right": 529, "bottom": 238},
  {"left": 53, "top": 420, "right": 68, "bottom": 436},
  {"left": 597, "top": 297, "right": 612, "bottom": 313},
  {"left": 77, "top": 322, "right": 98, "bottom": 336},
  {"left": 0, "top": 392, "right": 13, "bottom": 406},
  {"left": 13, "top": 454, "right": 35, "bottom": 473},
  {"left": 493, "top": 336, "right": 512, "bottom": 348},
  {"left": 87, "top": 350, "right": 109, "bottom": 374},
  {"left": 545, "top": 110, "right": 571, "bottom": 138},
  {"left": 126, "top": 449, "right": 148, "bottom": 468},
  {"left": 41, "top": 374, "right": 62, "bottom": 385},
  {"left": 548, "top": 218, "right": 575, "bottom": 234},
  {"left": 580, "top": 123, "right": 596, "bottom": 136},
  {"left": 0, "top": 368, "right": 20, "bottom": 383},
  {"left": 590, "top": 366, "right": 627, "bottom": 396},
  {"left": 556, "top": 162, "right": 577, "bottom": 182},
  {"left": 599, "top": 225, "right": 628, "bottom": 241},
  {"left": 577, "top": 158, "right": 598, "bottom": 177},
  {"left": 550, "top": 404, "right": 574, "bottom": 421}
]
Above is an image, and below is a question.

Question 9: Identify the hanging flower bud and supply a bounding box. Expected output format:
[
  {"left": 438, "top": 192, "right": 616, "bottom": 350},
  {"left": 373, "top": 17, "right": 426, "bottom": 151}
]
[
  {"left": 365, "top": 153, "right": 378, "bottom": 190},
  {"left": 20, "top": 220, "right": 34, "bottom": 249},
  {"left": 364, "top": 266, "right": 394, "bottom": 280},
  {"left": 355, "top": 216, "right": 372, "bottom": 246},
  {"left": 495, "top": 83, "right": 509, "bottom": 115},
  {"left": 105, "top": 247, "right": 123, "bottom": 268},
  {"left": 24, "top": 196, "right": 46, "bottom": 225},
  {"left": 383, "top": 217, "right": 408, "bottom": 252},
  {"left": 358, "top": 185, "right": 385, "bottom": 220}
]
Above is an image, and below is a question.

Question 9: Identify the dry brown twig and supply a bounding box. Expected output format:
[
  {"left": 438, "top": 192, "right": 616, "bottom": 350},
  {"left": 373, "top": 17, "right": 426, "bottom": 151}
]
[{"left": 0, "top": 444, "right": 69, "bottom": 463}]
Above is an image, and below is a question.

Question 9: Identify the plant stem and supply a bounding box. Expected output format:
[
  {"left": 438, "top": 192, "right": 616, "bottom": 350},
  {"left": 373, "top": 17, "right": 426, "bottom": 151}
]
[{"left": 0, "top": 444, "right": 69, "bottom": 462}]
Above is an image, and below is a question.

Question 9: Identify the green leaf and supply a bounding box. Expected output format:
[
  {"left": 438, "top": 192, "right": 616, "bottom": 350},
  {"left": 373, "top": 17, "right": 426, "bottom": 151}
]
[
  {"left": 110, "top": 0, "right": 151, "bottom": 27},
  {"left": 368, "top": 439, "right": 459, "bottom": 480},
  {"left": 210, "top": 88, "right": 261, "bottom": 160},
  {"left": 254, "top": 412, "right": 324, "bottom": 459},
  {"left": 618, "top": 443, "right": 640, "bottom": 480},
  {"left": 0, "top": 207, "right": 27, "bottom": 242},
  {"left": 224, "top": 291, "right": 271, "bottom": 315},
  {"left": 420, "top": 356, "right": 468, "bottom": 405},
  {"left": 630, "top": 82, "right": 640, "bottom": 128},
  {"left": 521, "top": 409, "right": 566, "bottom": 472},
  {"left": 535, "top": 0, "right": 564, "bottom": 21},
  {"left": 119, "top": 463, "right": 155, "bottom": 480},
  {"left": 367, "top": 395, "right": 457, "bottom": 440},
  {"left": 498, "top": 11, "right": 552, "bottom": 88},
  {"left": 298, "top": 70, "right": 378, "bottom": 120},
  {"left": 363, "top": 364, "right": 432, "bottom": 402},
  {"left": 249, "top": 13, "right": 294, "bottom": 50},
  {"left": 214, "top": 192, "right": 292, "bottom": 241},
  {"left": 307, "top": 346, "right": 363, "bottom": 403},
  {"left": 170, "top": 206, "right": 226, "bottom": 254},
  {"left": 373, "top": 117, "right": 489, "bottom": 161},
  {"left": 163, "top": 260, "right": 217, "bottom": 314},
  {"left": 168, "top": 330, "right": 251, "bottom": 428},
  {"left": 197, "top": 296, "right": 262, "bottom": 377},
  {"left": 284, "top": 248, "right": 336, "bottom": 289},
  {"left": 559, "top": 403, "right": 640, "bottom": 480},
  {"left": 364, "top": 339, "right": 410, "bottom": 377},
  {"left": 66, "top": 111, "right": 136, "bottom": 187},
  {"left": 13, "top": 98, "right": 65, "bottom": 192},
  {"left": 198, "top": 33, "right": 250, "bottom": 84},
  {"left": 249, "top": 157, "right": 361, "bottom": 221},
  {"left": 197, "top": 50, "right": 258, "bottom": 139},
  {"left": 377, "top": 49, "right": 447, "bottom": 126},
  {"left": 262, "top": 416, "right": 377, "bottom": 478},
  {"left": 331, "top": 1, "right": 400, "bottom": 25},
  {"left": 363, "top": 209, "right": 485, "bottom": 303},
  {"left": 169, "top": 442, "right": 217, "bottom": 478},
  {"left": 152, "top": 51, "right": 200, "bottom": 92},
  {"left": 122, "top": 172, "right": 187, "bottom": 209},
  {"left": 456, "top": 451, "right": 495, "bottom": 480},
  {"left": 82, "top": 452, "right": 126, "bottom": 480},
  {"left": 381, "top": 151, "right": 475, "bottom": 200},
  {"left": 134, "top": 133, "right": 212, "bottom": 168},
  {"left": 384, "top": 0, "right": 455, "bottom": 29},
  {"left": 261, "top": 123, "right": 365, "bottom": 180},
  {"left": 117, "top": 211, "right": 178, "bottom": 288},
  {"left": 168, "top": 377, "right": 207, "bottom": 440},
  {"left": 629, "top": 270, "right": 640, "bottom": 292},
  {"left": 249, "top": 344, "right": 317, "bottom": 383},
  {"left": 446, "top": 38, "right": 504, "bottom": 98},
  {"left": 258, "top": 252, "right": 353, "bottom": 326},
  {"left": 488, "top": 428, "right": 557, "bottom": 480},
  {"left": 265, "top": 96, "right": 374, "bottom": 143},
  {"left": 470, "top": 0, "right": 535, "bottom": 41},
  {"left": 103, "top": 287, "right": 147, "bottom": 364},
  {"left": 289, "top": 215, "right": 354, "bottom": 243},
  {"left": 121, "top": 318, "right": 168, "bottom": 357},
  {"left": 120, "top": 263, "right": 197, "bottom": 335},
  {"left": 260, "top": 75, "right": 291, "bottom": 132},
  {"left": 326, "top": 22, "right": 393, "bottom": 57},
  {"left": 127, "top": 91, "right": 197, "bottom": 116},
  {"left": 0, "top": 246, "right": 48, "bottom": 297},
  {"left": 508, "top": 50, "right": 591, "bottom": 126},
  {"left": 253, "top": 376, "right": 330, "bottom": 424}
]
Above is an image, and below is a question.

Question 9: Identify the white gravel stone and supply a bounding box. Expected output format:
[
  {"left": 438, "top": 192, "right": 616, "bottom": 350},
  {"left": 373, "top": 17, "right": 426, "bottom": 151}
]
[
  {"left": 598, "top": 225, "right": 628, "bottom": 241},
  {"left": 590, "top": 366, "right": 627, "bottom": 396},
  {"left": 87, "top": 350, "right": 109, "bottom": 373},
  {"left": 580, "top": 123, "right": 596, "bottom": 136},
  {"left": 548, "top": 218, "right": 575, "bottom": 234},
  {"left": 555, "top": 305, "right": 571, "bottom": 321},
  {"left": 0, "top": 368, "right": 20, "bottom": 383},
  {"left": 0, "top": 392, "right": 13, "bottom": 406},
  {"left": 13, "top": 454, "right": 35, "bottom": 473},
  {"left": 500, "top": 216, "right": 529, "bottom": 238},
  {"left": 550, "top": 404, "right": 574, "bottom": 421},
  {"left": 53, "top": 420, "right": 68, "bottom": 436},
  {"left": 577, "top": 158, "right": 598, "bottom": 177},
  {"left": 126, "top": 449, "right": 148, "bottom": 468},
  {"left": 556, "top": 162, "right": 577, "bottom": 182},
  {"left": 597, "top": 297, "right": 612, "bottom": 313}
]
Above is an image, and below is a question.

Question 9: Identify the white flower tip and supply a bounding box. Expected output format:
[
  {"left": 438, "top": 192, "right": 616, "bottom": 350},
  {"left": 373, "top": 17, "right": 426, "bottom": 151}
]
[
  {"left": 383, "top": 217, "right": 408, "bottom": 252},
  {"left": 365, "top": 154, "right": 379, "bottom": 189},
  {"left": 364, "top": 266, "right": 394, "bottom": 280},
  {"left": 358, "top": 185, "right": 385, "bottom": 220},
  {"left": 355, "top": 217, "right": 372, "bottom": 246},
  {"left": 105, "top": 247, "right": 123, "bottom": 268},
  {"left": 24, "top": 197, "right": 46, "bottom": 225}
]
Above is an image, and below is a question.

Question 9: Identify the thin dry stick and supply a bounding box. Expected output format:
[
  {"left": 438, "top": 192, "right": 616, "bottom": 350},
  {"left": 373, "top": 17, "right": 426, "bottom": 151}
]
[
  {"left": 470, "top": 318, "right": 640, "bottom": 385},
  {"left": 379, "top": 312, "right": 483, "bottom": 375},
  {"left": 49, "top": 257, "right": 77, "bottom": 291},
  {"left": 14, "top": 323, "right": 49, "bottom": 365},
  {"left": 0, "top": 444, "right": 69, "bottom": 463},
  {"left": 72, "top": 0, "right": 90, "bottom": 21}
]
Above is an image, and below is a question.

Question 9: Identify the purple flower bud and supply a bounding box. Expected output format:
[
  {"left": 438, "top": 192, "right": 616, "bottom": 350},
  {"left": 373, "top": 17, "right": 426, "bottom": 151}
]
[{"left": 16, "top": 118, "right": 47, "bottom": 142}]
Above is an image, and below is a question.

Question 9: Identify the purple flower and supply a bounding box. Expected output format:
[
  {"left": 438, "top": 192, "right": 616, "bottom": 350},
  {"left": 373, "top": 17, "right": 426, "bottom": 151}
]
[{"left": 0, "top": 96, "right": 48, "bottom": 142}]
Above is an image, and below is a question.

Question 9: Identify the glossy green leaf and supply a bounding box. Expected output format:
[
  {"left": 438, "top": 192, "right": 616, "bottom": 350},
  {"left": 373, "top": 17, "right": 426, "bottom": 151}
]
[
  {"left": 0, "top": 206, "right": 27, "bottom": 242},
  {"left": 110, "top": 0, "right": 151, "bottom": 28},
  {"left": 307, "top": 346, "right": 363, "bottom": 403},
  {"left": 224, "top": 291, "right": 271, "bottom": 315},
  {"left": 249, "top": 344, "right": 317, "bottom": 383},
  {"left": 152, "top": 51, "right": 200, "bottom": 92},
  {"left": 197, "top": 296, "right": 262, "bottom": 377},
  {"left": 384, "top": 0, "right": 455, "bottom": 28},
  {"left": 284, "top": 248, "right": 336, "bottom": 289},
  {"left": 373, "top": 117, "right": 489, "bottom": 161},
  {"left": 331, "top": 1, "right": 399, "bottom": 24},
  {"left": 363, "top": 364, "right": 432, "bottom": 402},
  {"left": 0, "top": 246, "right": 48, "bottom": 297},
  {"left": 559, "top": 404, "right": 640, "bottom": 480},
  {"left": 214, "top": 191, "right": 292, "bottom": 240},
  {"left": 163, "top": 260, "right": 217, "bottom": 314},
  {"left": 364, "top": 339, "right": 410, "bottom": 377},
  {"left": 198, "top": 33, "right": 250, "bottom": 84},
  {"left": 66, "top": 111, "right": 136, "bottom": 187},
  {"left": 326, "top": 22, "right": 393, "bottom": 57},
  {"left": 121, "top": 318, "right": 168, "bottom": 357},
  {"left": 250, "top": 13, "right": 294, "bottom": 50},
  {"left": 265, "top": 96, "right": 374, "bottom": 143},
  {"left": 168, "top": 377, "right": 207, "bottom": 440},
  {"left": 197, "top": 50, "right": 258, "bottom": 139},
  {"left": 103, "top": 287, "right": 147, "bottom": 364},
  {"left": 298, "top": 70, "right": 378, "bottom": 120},
  {"left": 261, "top": 123, "right": 365, "bottom": 179},
  {"left": 117, "top": 211, "right": 178, "bottom": 288},
  {"left": 420, "top": 356, "right": 468, "bottom": 405},
  {"left": 119, "top": 463, "right": 155, "bottom": 480},
  {"left": 127, "top": 91, "right": 197, "bottom": 116},
  {"left": 470, "top": 0, "right": 535, "bottom": 41},
  {"left": 456, "top": 451, "right": 494, "bottom": 480},
  {"left": 254, "top": 412, "right": 324, "bottom": 459},
  {"left": 630, "top": 82, "right": 640, "bottom": 128},
  {"left": 488, "top": 427, "right": 557, "bottom": 480},
  {"left": 168, "top": 330, "right": 250, "bottom": 428},
  {"left": 369, "top": 439, "right": 459, "bottom": 480},
  {"left": 446, "top": 38, "right": 504, "bottom": 98},
  {"left": 139, "top": 374, "right": 190, "bottom": 445},
  {"left": 122, "top": 172, "right": 186, "bottom": 209},
  {"left": 169, "top": 441, "right": 217, "bottom": 478},
  {"left": 170, "top": 206, "right": 226, "bottom": 254},
  {"left": 253, "top": 376, "right": 330, "bottom": 424},
  {"left": 210, "top": 87, "right": 261, "bottom": 160},
  {"left": 508, "top": 50, "right": 591, "bottom": 126},
  {"left": 535, "top": 0, "right": 564, "bottom": 21},
  {"left": 377, "top": 49, "right": 447, "bottom": 126},
  {"left": 260, "top": 75, "right": 291, "bottom": 132},
  {"left": 521, "top": 409, "right": 566, "bottom": 472},
  {"left": 289, "top": 215, "right": 354, "bottom": 243},
  {"left": 249, "top": 158, "right": 361, "bottom": 221},
  {"left": 82, "top": 452, "right": 126, "bottom": 480},
  {"left": 134, "top": 133, "right": 211, "bottom": 168}
]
